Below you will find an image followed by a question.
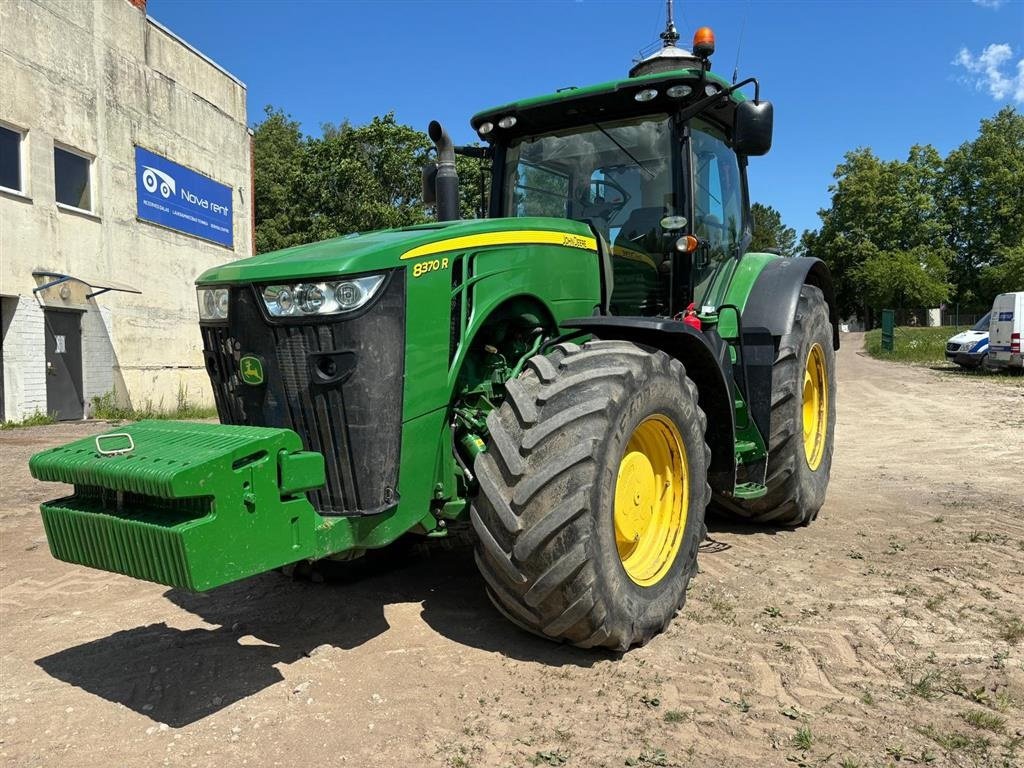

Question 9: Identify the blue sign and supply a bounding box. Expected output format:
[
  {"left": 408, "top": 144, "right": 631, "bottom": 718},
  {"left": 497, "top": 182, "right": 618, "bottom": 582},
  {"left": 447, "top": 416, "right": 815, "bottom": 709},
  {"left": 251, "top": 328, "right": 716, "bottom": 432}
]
[
  {"left": 998, "top": 311, "right": 1014, "bottom": 321},
  {"left": 135, "top": 146, "right": 233, "bottom": 248}
]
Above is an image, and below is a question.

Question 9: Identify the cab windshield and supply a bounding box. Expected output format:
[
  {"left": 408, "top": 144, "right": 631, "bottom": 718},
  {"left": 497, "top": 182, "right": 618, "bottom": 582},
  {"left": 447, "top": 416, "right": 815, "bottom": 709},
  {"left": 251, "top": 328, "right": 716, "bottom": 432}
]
[{"left": 502, "top": 116, "right": 677, "bottom": 314}]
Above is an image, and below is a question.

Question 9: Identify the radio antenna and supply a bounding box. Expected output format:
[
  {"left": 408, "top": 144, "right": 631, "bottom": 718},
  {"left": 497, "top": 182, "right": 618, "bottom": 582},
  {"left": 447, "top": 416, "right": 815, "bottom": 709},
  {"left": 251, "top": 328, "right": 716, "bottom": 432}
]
[
  {"left": 732, "top": 0, "right": 750, "bottom": 84},
  {"left": 660, "top": 0, "right": 680, "bottom": 47}
]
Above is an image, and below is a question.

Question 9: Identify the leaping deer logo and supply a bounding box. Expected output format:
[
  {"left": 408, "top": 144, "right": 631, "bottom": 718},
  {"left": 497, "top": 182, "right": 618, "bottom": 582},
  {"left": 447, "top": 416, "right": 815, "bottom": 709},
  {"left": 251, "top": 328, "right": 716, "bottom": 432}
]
[{"left": 240, "top": 356, "right": 264, "bottom": 385}]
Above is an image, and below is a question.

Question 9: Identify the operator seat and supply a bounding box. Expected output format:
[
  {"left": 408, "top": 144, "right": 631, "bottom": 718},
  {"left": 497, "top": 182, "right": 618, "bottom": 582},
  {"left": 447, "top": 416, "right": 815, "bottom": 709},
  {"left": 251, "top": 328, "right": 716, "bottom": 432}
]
[
  {"left": 609, "top": 206, "right": 667, "bottom": 315},
  {"left": 612, "top": 207, "right": 664, "bottom": 256}
]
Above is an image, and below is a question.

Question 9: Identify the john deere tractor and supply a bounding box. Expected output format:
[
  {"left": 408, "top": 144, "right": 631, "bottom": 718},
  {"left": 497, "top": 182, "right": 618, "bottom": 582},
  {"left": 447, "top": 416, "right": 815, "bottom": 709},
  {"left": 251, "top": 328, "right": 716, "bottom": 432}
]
[{"left": 30, "top": 17, "right": 837, "bottom": 651}]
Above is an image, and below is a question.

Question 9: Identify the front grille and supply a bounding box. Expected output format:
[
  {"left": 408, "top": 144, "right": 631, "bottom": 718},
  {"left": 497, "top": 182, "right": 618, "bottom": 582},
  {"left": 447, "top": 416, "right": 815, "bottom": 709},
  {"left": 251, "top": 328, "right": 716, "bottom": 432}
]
[
  {"left": 946, "top": 342, "right": 961, "bottom": 353},
  {"left": 201, "top": 272, "right": 406, "bottom": 516}
]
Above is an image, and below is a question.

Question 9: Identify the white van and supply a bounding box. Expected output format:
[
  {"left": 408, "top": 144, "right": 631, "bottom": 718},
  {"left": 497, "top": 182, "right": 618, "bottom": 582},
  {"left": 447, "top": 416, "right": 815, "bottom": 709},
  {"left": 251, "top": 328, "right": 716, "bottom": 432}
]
[{"left": 988, "top": 291, "right": 1024, "bottom": 370}]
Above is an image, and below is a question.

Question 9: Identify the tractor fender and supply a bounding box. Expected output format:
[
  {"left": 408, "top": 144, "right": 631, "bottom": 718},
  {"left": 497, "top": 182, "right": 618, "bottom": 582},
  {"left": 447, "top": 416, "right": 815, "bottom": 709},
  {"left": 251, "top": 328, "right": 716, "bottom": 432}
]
[
  {"left": 560, "top": 316, "right": 736, "bottom": 494},
  {"left": 742, "top": 257, "right": 840, "bottom": 349},
  {"left": 448, "top": 293, "right": 558, "bottom": 390}
]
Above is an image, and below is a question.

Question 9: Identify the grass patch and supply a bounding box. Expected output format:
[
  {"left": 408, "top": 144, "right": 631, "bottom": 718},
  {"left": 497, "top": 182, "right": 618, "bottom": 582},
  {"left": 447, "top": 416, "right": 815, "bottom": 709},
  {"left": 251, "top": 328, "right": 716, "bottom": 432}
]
[
  {"left": 663, "top": 710, "right": 687, "bottom": 724},
  {"left": 792, "top": 725, "right": 814, "bottom": 751},
  {"left": 0, "top": 410, "right": 57, "bottom": 430},
  {"left": 864, "top": 327, "right": 1023, "bottom": 384},
  {"left": 687, "top": 584, "right": 737, "bottom": 625},
  {"left": 918, "top": 724, "right": 992, "bottom": 759},
  {"left": 969, "top": 530, "right": 1009, "bottom": 545},
  {"left": 960, "top": 709, "right": 1006, "bottom": 733},
  {"left": 91, "top": 387, "right": 217, "bottom": 422},
  {"left": 624, "top": 749, "right": 671, "bottom": 766},
  {"left": 997, "top": 615, "right": 1024, "bottom": 645},
  {"left": 906, "top": 669, "right": 944, "bottom": 700},
  {"left": 530, "top": 749, "right": 568, "bottom": 766},
  {"left": 864, "top": 326, "right": 953, "bottom": 364}
]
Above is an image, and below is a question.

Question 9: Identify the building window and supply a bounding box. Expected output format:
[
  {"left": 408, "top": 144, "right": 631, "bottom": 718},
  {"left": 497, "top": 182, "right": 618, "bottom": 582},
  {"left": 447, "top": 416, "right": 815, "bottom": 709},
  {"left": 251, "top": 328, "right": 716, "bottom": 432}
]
[
  {"left": 54, "top": 145, "right": 93, "bottom": 211},
  {"left": 0, "top": 124, "right": 25, "bottom": 193}
]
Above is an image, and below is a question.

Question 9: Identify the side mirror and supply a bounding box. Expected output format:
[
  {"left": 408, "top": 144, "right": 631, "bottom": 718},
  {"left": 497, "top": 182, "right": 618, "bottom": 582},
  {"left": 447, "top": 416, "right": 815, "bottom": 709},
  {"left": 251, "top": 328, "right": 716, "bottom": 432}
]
[
  {"left": 421, "top": 163, "right": 438, "bottom": 205},
  {"left": 734, "top": 100, "right": 773, "bottom": 156}
]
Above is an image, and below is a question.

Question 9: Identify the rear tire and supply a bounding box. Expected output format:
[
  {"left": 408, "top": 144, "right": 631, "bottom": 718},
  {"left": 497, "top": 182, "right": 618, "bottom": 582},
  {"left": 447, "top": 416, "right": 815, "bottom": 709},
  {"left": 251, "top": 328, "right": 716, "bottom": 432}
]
[
  {"left": 728, "top": 285, "right": 836, "bottom": 526},
  {"left": 470, "top": 340, "right": 710, "bottom": 651}
]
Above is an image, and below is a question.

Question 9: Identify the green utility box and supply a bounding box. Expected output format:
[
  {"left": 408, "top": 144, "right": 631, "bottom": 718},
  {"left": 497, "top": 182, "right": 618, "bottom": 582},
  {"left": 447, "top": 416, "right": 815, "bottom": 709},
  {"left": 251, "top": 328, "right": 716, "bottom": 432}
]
[
  {"left": 881, "top": 309, "right": 895, "bottom": 351},
  {"left": 29, "top": 421, "right": 325, "bottom": 590}
]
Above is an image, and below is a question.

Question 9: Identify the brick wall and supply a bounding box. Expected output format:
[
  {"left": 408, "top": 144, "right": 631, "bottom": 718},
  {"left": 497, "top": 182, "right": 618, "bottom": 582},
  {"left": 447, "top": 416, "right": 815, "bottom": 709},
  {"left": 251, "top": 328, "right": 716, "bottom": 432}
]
[
  {"left": 81, "top": 305, "right": 114, "bottom": 415},
  {"left": 1, "top": 297, "right": 47, "bottom": 420}
]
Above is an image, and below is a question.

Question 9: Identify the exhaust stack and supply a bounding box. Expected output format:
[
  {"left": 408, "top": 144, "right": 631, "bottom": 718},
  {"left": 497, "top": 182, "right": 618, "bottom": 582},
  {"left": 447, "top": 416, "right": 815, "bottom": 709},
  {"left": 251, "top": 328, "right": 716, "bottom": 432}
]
[{"left": 428, "top": 120, "right": 459, "bottom": 221}]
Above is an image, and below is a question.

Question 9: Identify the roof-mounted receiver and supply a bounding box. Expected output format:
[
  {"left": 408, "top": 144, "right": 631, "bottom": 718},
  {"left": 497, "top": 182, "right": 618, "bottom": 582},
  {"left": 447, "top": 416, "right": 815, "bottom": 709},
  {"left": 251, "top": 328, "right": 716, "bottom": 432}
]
[{"left": 629, "top": 0, "right": 705, "bottom": 78}]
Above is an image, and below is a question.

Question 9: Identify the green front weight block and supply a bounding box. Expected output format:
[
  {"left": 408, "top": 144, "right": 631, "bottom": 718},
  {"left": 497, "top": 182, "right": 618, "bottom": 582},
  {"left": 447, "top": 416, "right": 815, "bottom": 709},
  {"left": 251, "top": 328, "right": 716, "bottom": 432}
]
[{"left": 29, "top": 420, "right": 327, "bottom": 591}]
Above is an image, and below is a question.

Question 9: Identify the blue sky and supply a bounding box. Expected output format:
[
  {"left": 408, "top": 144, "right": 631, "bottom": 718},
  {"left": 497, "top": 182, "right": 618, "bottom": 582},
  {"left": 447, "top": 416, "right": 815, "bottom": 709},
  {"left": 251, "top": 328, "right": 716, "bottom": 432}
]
[{"left": 149, "top": 0, "right": 1023, "bottom": 236}]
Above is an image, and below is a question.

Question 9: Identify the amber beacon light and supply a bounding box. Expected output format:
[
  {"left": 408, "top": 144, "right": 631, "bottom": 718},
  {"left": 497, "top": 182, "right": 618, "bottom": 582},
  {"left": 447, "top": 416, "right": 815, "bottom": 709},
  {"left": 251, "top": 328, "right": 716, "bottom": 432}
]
[{"left": 692, "top": 26, "right": 715, "bottom": 58}]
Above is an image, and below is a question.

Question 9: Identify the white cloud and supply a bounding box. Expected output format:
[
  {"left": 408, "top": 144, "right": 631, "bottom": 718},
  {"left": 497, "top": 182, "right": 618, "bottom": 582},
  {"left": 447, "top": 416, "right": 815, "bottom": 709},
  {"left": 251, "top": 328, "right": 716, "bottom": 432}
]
[
  {"left": 972, "top": 0, "right": 1006, "bottom": 9},
  {"left": 954, "top": 43, "right": 1024, "bottom": 102}
]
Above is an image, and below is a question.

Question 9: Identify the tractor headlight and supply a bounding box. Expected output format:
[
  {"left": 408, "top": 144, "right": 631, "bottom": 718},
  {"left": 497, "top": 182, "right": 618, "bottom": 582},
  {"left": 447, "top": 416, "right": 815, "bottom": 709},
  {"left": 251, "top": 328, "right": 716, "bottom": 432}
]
[
  {"left": 261, "top": 274, "right": 386, "bottom": 317},
  {"left": 197, "top": 288, "right": 229, "bottom": 320}
]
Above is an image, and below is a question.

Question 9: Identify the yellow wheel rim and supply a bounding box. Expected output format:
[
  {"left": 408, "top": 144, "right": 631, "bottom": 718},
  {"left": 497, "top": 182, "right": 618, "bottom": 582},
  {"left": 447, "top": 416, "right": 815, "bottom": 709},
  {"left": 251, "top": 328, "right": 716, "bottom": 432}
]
[
  {"left": 614, "top": 415, "right": 688, "bottom": 587},
  {"left": 802, "top": 343, "right": 828, "bottom": 471}
]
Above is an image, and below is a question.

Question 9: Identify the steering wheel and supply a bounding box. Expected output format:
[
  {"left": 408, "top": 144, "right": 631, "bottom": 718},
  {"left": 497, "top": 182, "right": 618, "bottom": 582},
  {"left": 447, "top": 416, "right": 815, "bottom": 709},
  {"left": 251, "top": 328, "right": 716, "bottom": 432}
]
[{"left": 575, "top": 178, "right": 631, "bottom": 221}]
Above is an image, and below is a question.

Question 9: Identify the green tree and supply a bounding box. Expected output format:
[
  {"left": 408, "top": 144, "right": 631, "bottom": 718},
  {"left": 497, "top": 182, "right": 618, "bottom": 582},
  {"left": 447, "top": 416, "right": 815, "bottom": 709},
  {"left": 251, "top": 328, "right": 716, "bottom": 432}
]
[
  {"left": 252, "top": 109, "right": 489, "bottom": 252},
  {"left": 294, "top": 113, "right": 432, "bottom": 243},
  {"left": 252, "top": 106, "right": 306, "bottom": 253},
  {"left": 979, "top": 243, "right": 1024, "bottom": 297},
  {"left": 749, "top": 203, "right": 797, "bottom": 256},
  {"left": 941, "top": 106, "right": 1024, "bottom": 304},
  {"left": 455, "top": 151, "right": 489, "bottom": 219},
  {"left": 852, "top": 245, "right": 950, "bottom": 310},
  {"left": 803, "top": 145, "right": 953, "bottom": 318}
]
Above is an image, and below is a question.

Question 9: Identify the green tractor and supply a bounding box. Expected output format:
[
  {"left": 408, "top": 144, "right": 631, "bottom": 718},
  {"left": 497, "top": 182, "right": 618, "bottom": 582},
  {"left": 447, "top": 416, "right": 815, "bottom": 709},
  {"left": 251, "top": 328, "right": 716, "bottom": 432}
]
[{"left": 30, "top": 16, "right": 837, "bottom": 651}]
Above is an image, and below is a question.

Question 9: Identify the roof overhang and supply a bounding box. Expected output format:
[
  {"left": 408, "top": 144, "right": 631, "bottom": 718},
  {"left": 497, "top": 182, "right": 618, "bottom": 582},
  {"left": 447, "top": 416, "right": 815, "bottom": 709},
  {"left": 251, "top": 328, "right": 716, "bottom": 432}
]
[
  {"left": 471, "top": 69, "right": 742, "bottom": 141},
  {"left": 32, "top": 271, "right": 142, "bottom": 299}
]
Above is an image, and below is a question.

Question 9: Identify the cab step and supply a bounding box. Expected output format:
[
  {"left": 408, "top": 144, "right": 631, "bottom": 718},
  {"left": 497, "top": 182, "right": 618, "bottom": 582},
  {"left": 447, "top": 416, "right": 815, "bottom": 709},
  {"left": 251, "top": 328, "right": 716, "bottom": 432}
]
[{"left": 732, "top": 482, "right": 768, "bottom": 500}]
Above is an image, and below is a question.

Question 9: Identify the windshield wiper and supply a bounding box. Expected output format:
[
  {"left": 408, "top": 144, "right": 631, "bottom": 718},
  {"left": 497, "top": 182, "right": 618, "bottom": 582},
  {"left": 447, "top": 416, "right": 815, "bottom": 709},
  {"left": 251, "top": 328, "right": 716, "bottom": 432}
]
[{"left": 592, "top": 123, "right": 657, "bottom": 179}]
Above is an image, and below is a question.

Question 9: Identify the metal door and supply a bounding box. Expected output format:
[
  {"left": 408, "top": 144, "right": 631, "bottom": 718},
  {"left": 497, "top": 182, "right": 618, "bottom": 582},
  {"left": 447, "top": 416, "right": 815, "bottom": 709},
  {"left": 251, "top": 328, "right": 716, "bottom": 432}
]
[{"left": 44, "top": 309, "right": 84, "bottom": 420}]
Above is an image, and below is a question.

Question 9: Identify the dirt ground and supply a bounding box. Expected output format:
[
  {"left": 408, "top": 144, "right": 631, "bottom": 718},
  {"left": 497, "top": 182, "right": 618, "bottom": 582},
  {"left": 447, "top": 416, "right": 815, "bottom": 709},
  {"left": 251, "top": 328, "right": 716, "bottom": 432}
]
[{"left": 1, "top": 333, "right": 1022, "bottom": 768}]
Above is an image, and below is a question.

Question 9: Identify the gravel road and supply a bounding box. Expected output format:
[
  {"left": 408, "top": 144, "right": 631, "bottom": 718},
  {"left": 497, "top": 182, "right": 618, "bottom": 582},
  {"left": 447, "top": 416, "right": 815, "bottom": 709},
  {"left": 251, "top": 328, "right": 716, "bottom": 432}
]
[{"left": 1, "top": 333, "right": 1021, "bottom": 767}]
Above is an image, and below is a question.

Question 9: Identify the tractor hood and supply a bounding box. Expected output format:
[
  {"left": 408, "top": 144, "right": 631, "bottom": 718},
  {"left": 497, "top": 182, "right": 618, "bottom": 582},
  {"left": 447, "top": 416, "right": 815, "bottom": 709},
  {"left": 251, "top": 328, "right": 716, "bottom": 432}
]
[{"left": 196, "top": 217, "right": 596, "bottom": 285}]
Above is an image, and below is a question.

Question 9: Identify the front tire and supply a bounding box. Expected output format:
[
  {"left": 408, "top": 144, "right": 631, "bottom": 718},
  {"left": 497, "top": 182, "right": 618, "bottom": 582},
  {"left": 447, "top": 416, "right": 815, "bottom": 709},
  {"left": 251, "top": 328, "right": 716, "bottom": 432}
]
[
  {"left": 470, "top": 340, "right": 710, "bottom": 651},
  {"left": 728, "top": 284, "right": 836, "bottom": 526}
]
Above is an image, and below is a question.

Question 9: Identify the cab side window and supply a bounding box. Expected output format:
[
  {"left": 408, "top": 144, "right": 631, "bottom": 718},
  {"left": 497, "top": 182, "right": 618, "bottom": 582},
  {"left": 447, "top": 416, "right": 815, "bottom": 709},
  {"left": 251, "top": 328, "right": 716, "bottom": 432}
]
[{"left": 690, "top": 120, "right": 744, "bottom": 305}]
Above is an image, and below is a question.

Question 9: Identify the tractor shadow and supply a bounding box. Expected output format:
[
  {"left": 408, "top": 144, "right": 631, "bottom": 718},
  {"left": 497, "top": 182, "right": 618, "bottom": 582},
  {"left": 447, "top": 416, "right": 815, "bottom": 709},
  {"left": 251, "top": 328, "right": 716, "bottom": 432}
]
[
  {"left": 35, "top": 537, "right": 605, "bottom": 728},
  {"left": 705, "top": 504, "right": 804, "bottom": 538}
]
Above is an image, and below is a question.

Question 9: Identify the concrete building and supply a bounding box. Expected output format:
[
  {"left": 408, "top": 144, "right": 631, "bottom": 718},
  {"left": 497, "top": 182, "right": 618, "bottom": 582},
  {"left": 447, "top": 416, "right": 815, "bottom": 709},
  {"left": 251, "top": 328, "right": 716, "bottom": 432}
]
[{"left": 0, "top": 0, "right": 252, "bottom": 421}]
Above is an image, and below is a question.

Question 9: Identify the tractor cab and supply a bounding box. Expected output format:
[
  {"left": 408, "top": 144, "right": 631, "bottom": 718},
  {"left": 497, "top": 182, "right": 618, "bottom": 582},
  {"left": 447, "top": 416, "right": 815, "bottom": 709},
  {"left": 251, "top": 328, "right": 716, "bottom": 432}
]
[{"left": 459, "top": 21, "right": 772, "bottom": 320}]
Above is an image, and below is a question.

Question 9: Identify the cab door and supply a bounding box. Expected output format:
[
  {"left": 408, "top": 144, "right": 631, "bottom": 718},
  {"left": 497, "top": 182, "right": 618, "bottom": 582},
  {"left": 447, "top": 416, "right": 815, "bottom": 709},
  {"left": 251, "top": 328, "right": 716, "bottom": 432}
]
[{"left": 689, "top": 119, "right": 747, "bottom": 310}]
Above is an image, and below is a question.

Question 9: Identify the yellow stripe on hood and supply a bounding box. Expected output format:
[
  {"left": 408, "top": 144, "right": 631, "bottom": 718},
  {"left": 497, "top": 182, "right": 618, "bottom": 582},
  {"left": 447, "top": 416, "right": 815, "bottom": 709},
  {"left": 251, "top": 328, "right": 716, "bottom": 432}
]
[{"left": 401, "top": 230, "right": 597, "bottom": 260}]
